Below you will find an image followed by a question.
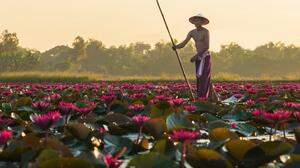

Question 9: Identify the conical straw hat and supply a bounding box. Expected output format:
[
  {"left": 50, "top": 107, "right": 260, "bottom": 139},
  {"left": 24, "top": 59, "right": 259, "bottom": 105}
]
[{"left": 189, "top": 13, "right": 209, "bottom": 25}]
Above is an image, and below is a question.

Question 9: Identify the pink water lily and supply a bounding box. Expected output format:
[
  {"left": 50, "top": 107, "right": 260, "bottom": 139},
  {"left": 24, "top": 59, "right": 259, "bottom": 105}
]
[
  {"left": 132, "top": 114, "right": 150, "bottom": 125},
  {"left": 246, "top": 99, "right": 255, "bottom": 107},
  {"left": 170, "top": 130, "right": 200, "bottom": 142},
  {"left": 0, "top": 130, "right": 12, "bottom": 145},
  {"left": 231, "top": 123, "right": 238, "bottom": 129},
  {"left": 129, "top": 93, "right": 146, "bottom": 100},
  {"left": 75, "top": 102, "right": 96, "bottom": 115},
  {"left": 105, "top": 155, "right": 123, "bottom": 168},
  {"left": 76, "top": 107, "right": 94, "bottom": 115},
  {"left": 44, "top": 93, "right": 61, "bottom": 102},
  {"left": 58, "top": 101, "right": 77, "bottom": 115},
  {"left": 284, "top": 102, "right": 300, "bottom": 110},
  {"left": 128, "top": 104, "right": 145, "bottom": 113},
  {"left": 32, "top": 101, "right": 50, "bottom": 111},
  {"left": 262, "top": 110, "right": 293, "bottom": 140},
  {"left": 252, "top": 109, "right": 265, "bottom": 117},
  {"left": 31, "top": 111, "right": 62, "bottom": 130},
  {"left": 233, "top": 93, "right": 243, "bottom": 99},
  {"left": 100, "top": 94, "right": 115, "bottom": 104},
  {"left": 98, "top": 127, "right": 108, "bottom": 134},
  {"left": 170, "top": 129, "right": 200, "bottom": 168},
  {"left": 150, "top": 95, "right": 170, "bottom": 104},
  {"left": 263, "top": 110, "right": 291, "bottom": 122},
  {"left": 258, "top": 97, "right": 268, "bottom": 103},
  {"left": 184, "top": 105, "right": 197, "bottom": 112},
  {"left": 294, "top": 112, "right": 300, "bottom": 121},
  {"left": 168, "top": 98, "right": 185, "bottom": 106}
]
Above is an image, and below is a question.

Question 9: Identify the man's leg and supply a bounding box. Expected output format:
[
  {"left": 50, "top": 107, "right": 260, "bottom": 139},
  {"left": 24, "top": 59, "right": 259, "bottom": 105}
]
[
  {"left": 196, "top": 55, "right": 211, "bottom": 99},
  {"left": 195, "top": 61, "right": 201, "bottom": 98},
  {"left": 198, "top": 73, "right": 211, "bottom": 98}
]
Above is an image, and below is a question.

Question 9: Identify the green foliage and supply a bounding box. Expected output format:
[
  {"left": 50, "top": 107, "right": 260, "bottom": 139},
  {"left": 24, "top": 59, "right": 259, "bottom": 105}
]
[
  {"left": 166, "top": 112, "right": 195, "bottom": 131},
  {"left": 0, "top": 30, "right": 299, "bottom": 78},
  {"left": 66, "top": 123, "right": 92, "bottom": 141},
  {"left": 186, "top": 146, "right": 232, "bottom": 168},
  {"left": 128, "top": 152, "right": 177, "bottom": 168},
  {"left": 39, "top": 157, "right": 94, "bottom": 168},
  {"left": 103, "top": 135, "right": 133, "bottom": 155}
]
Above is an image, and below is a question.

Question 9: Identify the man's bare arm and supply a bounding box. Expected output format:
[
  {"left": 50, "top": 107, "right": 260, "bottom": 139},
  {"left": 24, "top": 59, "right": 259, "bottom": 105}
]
[
  {"left": 203, "top": 29, "right": 210, "bottom": 51},
  {"left": 174, "top": 32, "right": 192, "bottom": 49}
]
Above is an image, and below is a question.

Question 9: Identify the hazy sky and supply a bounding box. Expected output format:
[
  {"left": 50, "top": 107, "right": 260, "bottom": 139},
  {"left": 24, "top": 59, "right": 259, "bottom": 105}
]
[{"left": 0, "top": 0, "right": 299, "bottom": 51}]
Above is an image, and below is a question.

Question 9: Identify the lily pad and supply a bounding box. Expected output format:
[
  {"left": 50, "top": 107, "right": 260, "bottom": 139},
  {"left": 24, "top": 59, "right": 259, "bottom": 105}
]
[
  {"left": 166, "top": 113, "right": 194, "bottom": 131},
  {"left": 105, "top": 113, "right": 132, "bottom": 126},
  {"left": 244, "top": 141, "right": 293, "bottom": 166},
  {"left": 222, "top": 96, "right": 241, "bottom": 105},
  {"left": 128, "top": 152, "right": 176, "bottom": 168},
  {"left": 36, "top": 149, "right": 59, "bottom": 163},
  {"left": 200, "top": 113, "right": 220, "bottom": 122},
  {"left": 152, "top": 139, "right": 176, "bottom": 157},
  {"left": 193, "top": 102, "right": 216, "bottom": 113},
  {"left": 144, "top": 118, "right": 167, "bottom": 139},
  {"left": 39, "top": 157, "right": 94, "bottom": 168},
  {"left": 207, "top": 120, "right": 229, "bottom": 131},
  {"left": 234, "top": 123, "right": 257, "bottom": 137},
  {"left": 209, "top": 128, "right": 232, "bottom": 142},
  {"left": 0, "top": 140, "right": 30, "bottom": 162},
  {"left": 222, "top": 111, "right": 252, "bottom": 121},
  {"left": 66, "top": 123, "right": 92, "bottom": 141},
  {"left": 259, "top": 141, "right": 293, "bottom": 158},
  {"left": 285, "top": 154, "right": 300, "bottom": 168},
  {"left": 150, "top": 102, "right": 173, "bottom": 118},
  {"left": 187, "top": 145, "right": 232, "bottom": 168},
  {"left": 103, "top": 135, "right": 133, "bottom": 156},
  {"left": 15, "top": 97, "right": 33, "bottom": 107},
  {"left": 225, "top": 139, "right": 256, "bottom": 161},
  {"left": 109, "top": 100, "right": 128, "bottom": 114}
]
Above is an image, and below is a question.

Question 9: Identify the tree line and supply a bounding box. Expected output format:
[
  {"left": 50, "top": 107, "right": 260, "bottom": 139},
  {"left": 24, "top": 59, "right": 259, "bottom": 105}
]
[{"left": 0, "top": 30, "right": 299, "bottom": 77}]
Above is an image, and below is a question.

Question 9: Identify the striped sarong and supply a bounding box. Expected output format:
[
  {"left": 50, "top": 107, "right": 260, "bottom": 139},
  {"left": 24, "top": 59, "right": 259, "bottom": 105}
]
[{"left": 195, "top": 51, "right": 211, "bottom": 99}]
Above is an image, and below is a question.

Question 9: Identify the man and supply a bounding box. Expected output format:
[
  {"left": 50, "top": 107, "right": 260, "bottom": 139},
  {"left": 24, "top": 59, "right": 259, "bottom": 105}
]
[{"left": 173, "top": 13, "right": 212, "bottom": 99}]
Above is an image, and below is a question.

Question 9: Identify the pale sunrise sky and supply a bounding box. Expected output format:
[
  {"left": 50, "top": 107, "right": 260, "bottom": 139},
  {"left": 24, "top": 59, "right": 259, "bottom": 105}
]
[{"left": 0, "top": 0, "right": 299, "bottom": 51}]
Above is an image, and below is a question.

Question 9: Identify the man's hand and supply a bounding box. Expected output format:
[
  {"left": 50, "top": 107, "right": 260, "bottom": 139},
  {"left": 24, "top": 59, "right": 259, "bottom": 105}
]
[
  {"left": 190, "top": 56, "right": 197, "bottom": 63},
  {"left": 172, "top": 45, "right": 177, "bottom": 51}
]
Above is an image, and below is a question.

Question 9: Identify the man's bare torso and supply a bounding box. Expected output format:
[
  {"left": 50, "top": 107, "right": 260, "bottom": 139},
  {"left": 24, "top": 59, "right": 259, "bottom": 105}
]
[{"left": 188, "top": 27, "right": 210, "bottom": 55}]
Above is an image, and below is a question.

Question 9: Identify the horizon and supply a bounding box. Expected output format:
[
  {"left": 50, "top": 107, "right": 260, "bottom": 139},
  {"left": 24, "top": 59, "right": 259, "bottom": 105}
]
[{"left": 0, "top": 0, "right": 299, "bottom": 52}]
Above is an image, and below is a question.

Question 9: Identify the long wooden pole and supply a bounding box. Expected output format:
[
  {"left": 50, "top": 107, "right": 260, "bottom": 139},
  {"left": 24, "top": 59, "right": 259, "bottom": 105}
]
[{"left": 156, "top": 0, "right": 195, "bottom": 100}]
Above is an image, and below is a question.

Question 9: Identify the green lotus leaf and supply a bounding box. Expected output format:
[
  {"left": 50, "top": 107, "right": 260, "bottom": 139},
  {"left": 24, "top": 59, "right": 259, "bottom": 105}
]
[
  {"left": 210, "top": 128, "right": 237, "bottom": 142},
  {"left": 144, "top": 118, "right": 167, "bottom": 139},
  {"left": 103, "top": 134, "right": 133, "bottom": 156},
  {"left": 39, "top": 157, "right": 94, "bottom": 168},
  {"left": 187, "top": 145, "right": 232, "bottom": 168},
  {"left": 166, "top": 112, "right": 194, "bottom": 131},
  {"left": 128, "top": 152, "right": 176, "bottom": 168},
  {"left": 66, "top": 123, "right": 92, "bottom": 141},
  {"left": 225, "top": 139, "right": 256, "bottom": 161}
]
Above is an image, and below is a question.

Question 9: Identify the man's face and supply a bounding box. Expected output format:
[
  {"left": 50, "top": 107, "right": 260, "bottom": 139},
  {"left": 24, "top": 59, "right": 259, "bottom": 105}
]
[
  {"left": 194, "top": 22, "right": 202, "bottom": 28},
  {"left": 192, "top": 18, "right": 205, "bottom": 27}
]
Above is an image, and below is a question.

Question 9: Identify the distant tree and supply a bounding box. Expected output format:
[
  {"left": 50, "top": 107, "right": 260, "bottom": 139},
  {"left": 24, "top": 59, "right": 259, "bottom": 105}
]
[
  {"left": 71, "top": 36, "right": 86, "bottom": 71},
  {"left": 0, "top": 30, "right": 19, "bottom": 53},
  {"left": 83, "top": 39, "right": 107, "bottom": 72},
  {"left": 130, "top": 42, "right": 151, "bottom": 55},
  {"left": 39, "top": 45, "right": 72, "bottom": 71},
  {"left": 0, "top": 49, "right": 39, "bottom": 72}
]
